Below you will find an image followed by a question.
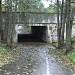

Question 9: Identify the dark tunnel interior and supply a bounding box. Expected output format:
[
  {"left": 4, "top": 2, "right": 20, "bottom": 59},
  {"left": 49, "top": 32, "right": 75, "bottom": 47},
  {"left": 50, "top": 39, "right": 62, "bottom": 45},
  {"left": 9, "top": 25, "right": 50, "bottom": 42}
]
[
  {"left": 18, "top": 34, "right": 44, "bottom": 42},
  {"left": 18, "top": 26, "right": 47, "bottom": 43}
]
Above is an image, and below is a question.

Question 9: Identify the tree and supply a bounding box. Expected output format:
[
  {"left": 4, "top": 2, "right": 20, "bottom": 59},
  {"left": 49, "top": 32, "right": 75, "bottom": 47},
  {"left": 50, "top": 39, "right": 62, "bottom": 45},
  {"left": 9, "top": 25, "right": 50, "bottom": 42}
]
[
  {"left": 0, "top": 0, "right": 2, "bottom": 42},
  {"left": 60, "top": 0, "right": 65, "bottom": 47},
  {"left": 66, "top": 0, "right": 72, "bottom": 53},
  {"left": 57, "top": 0, "right": 61, "bottom": 48},
  {"left": 3, "top": 0, "right": 14, "bottom": 47},
  {"left": 6, "top": 0, "right": 14, "bottom": 47},
  {"left": 13, "top": 0, "right": 44, "bottom": 12}
]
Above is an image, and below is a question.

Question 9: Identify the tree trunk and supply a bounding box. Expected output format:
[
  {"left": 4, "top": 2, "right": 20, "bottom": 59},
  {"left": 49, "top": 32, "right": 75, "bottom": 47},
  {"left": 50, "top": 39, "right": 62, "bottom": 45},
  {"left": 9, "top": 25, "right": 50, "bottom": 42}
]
[
  {"left": 66, "top": 0, "right": 72, "bottom": 54},
  {"left": 60, "top": 0, "right": 64, "bottom": 47},
  {"left": 57, "top": 0, "right": 61, "bottom": 48},
  {"left": 6, "top": 0, "right": 13, "bottom": 47},
  {"left": 70, "top": 9, "right": 75, "bottom": 36},
  {"left": 3, "top": 7, "right": 9, "bottom": 43},
  {"left": 61, "top": 0, "right": 67, "bottom": 47},
  {"left": 0, "top": 0, "right": 2, "bottom": 42}
]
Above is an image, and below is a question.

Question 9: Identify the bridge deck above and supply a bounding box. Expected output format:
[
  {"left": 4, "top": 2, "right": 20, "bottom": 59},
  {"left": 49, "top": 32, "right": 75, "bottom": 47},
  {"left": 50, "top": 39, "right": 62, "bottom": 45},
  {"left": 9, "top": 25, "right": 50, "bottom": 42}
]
[{"left": 2, "top": 12, "right": 57, "bottom": 26}]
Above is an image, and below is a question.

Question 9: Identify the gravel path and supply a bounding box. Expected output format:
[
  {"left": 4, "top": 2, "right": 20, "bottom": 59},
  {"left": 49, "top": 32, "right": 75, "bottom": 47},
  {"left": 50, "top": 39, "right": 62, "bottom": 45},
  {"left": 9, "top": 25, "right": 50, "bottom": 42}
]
[{"left": 0, "top": 42, "right": 75, "bottom": 75}]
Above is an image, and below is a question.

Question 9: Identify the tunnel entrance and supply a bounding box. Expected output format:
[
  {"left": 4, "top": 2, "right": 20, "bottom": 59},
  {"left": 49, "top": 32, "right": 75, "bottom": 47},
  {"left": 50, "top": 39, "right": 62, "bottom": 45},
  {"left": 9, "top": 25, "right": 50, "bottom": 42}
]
[{"left": 18, "top": 26, "right": 47, "bottom": 43}]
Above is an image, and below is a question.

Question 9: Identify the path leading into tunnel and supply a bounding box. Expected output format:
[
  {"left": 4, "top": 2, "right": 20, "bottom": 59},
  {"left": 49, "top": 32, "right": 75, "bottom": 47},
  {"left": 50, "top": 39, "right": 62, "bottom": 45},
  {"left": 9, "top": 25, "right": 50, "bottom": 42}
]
[{"left": 0, "top": 43, "right": 75, "bottom": 75}]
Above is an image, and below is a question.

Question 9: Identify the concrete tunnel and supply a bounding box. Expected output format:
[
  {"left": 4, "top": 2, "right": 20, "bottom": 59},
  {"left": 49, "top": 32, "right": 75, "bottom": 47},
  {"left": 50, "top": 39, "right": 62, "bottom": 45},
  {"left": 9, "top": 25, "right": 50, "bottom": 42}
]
[{"left": 18, "top": 26, "right": 50, "bottom": 43}]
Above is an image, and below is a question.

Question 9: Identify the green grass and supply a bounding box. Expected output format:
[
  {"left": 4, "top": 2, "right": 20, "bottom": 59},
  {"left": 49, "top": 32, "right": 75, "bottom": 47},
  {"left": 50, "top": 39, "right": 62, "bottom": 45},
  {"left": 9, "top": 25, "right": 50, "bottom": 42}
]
[
  {"left": 52, "top": 36, "right": 75, "bottom": 63},
  {"left": 0, "top": 46, "right": 7, "bottom": 54},
  {"left": 67, "top": 49, "right": 75, "bottom": 63},
  {"left": 52, "top": 42, "right": 58, "bottom": 47},
  {"left": 67, "top": 36, "right": 75, "bottom": 63},
  {"left": 72, "top": 36, "right": 75, "bottom": 42}
]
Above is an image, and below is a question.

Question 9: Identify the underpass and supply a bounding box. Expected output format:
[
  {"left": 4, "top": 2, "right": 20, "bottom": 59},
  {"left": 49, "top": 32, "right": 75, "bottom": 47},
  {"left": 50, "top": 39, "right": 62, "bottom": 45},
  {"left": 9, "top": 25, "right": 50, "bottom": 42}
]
[
  {"left": 1, "top": 12, "right": 75, "bottom": 75},
  {"left": 17, "top": 26, "right": 50, "bottom": 43}
]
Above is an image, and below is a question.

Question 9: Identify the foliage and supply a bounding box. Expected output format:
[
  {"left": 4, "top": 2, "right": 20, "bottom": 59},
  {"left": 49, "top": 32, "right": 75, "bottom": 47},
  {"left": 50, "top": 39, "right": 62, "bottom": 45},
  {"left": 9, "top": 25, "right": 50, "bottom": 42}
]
[
  {"left": 0, "top": 44, "right": 19, "bottom": 67},
  {"left": 67, "top": 36, "right": 75, "bottom": 63},
  {"left": 2, "top": 5, "right": 6, "bottom": 12},
  {"left": 68, "top": 50, "right": 75, "bottom": 63},
  {"left": 43, "top": 6, "right": 57, "bottom": 13},
  {"left": 52, "top": 42, "right": 58, "bottom": 47},
  {"left": 2, "top": 0, "right": 44, "bottom": 12},
  {"left": 52, "top": 35, "right": 75, "bottom": 63},
  {"left": 1, "top": 0, "right": 59, "bottom": 13},
  {"left": 72, "top": 36, "right": 75, "bottom": 42},
  {"left": 71, "top": 3, "right": 75, "bottom": 9},
  {"left": 0, "top": 46, "right": 6, "bottom": 54}
]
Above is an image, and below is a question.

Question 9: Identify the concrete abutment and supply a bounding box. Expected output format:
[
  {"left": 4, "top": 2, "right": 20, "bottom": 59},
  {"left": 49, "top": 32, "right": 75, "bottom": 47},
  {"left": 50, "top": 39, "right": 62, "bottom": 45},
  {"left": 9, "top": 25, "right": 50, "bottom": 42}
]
[{"left": 14, "top": 25, "right": 52, "bottom": 43}]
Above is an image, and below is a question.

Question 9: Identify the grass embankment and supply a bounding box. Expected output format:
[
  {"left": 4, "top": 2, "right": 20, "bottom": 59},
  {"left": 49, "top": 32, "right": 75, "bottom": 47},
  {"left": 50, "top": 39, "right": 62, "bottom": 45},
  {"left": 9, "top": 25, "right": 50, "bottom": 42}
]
[
  {"left": 0, "top": 44, "right": 18, "bottom": 67},
  {"left": 52, "top": 36, "right": 75, "bottom": 64},
  {"left": 52, "top": 37, "right": 75, "bottom": 70}
]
